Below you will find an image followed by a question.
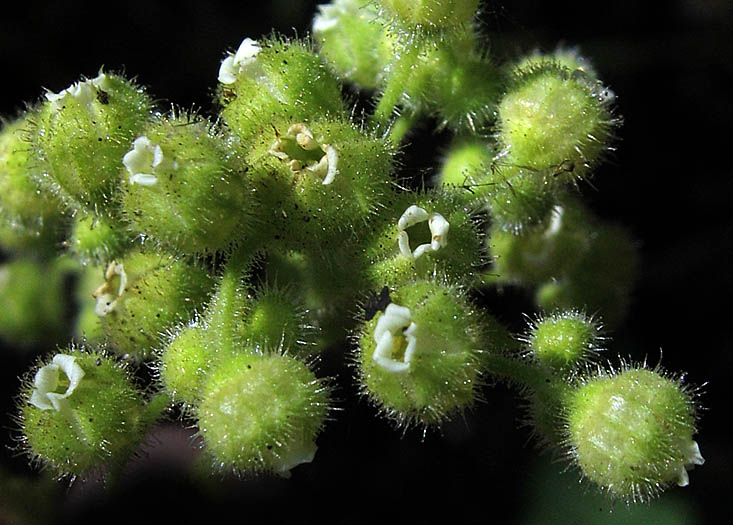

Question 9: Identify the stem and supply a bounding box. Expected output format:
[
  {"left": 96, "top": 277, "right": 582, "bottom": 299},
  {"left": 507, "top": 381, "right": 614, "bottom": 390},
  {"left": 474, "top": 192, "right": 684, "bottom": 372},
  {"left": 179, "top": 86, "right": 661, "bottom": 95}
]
[
  {"left": 207, "top": 246, "right": 252, "bottom": 353},
  {"left": 483, "top": 352, "right": 557, "bottom": 395}
]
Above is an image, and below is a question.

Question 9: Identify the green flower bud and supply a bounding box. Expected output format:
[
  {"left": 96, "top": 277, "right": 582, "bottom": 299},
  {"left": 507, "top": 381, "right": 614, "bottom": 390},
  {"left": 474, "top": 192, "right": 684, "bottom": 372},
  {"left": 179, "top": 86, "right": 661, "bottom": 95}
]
[
  {"left": 32, "top": 71, "right": 154, "bottom": 215},
  {"left": 313, "top": 0, "right": 394, "bottom": 90},
  {"left": 0, "top": 116, "right": 66, "bottom": 255},
  {"left": 66, "top": 214, "right": 131, "bottom": 264},
  {"left": 356, "top": 280, "right": 485, "bottom": 427},
  {"left": 522, "top": 310, "right": 603, "bottom": 373},
  {"left": 196, "top": 352, "right": 331, "bottom": 477},
  {"left": 218, "top": 37, "right": 345, "bottom": 141},
  {"left": 378, "top": 0, "right": 480, "bottom": 31},
  {"left": 496, "top": 63, "right": 617, "bottom": 182},
  {"left": 120, "top": 113, "right": 251, "bottom": 254},
  {"left": 158, "top": 322, "right": 211, "bottom": 407},
  {"left": 366, "top": 189, "right": 484, "bottom": 288},
  {"left": 19, "top": 348, "right": 152, "bottom": 478},
  {"left": 564, "top": 366, "right": 704, "bottom": 501},
  {"left": 241, "top": 284, "right": 318, "bottom": 357},
  {"left": 0, "top": 258, "right": 69, "bottom": 348},
  {"left": 435, "top": 138, "right": 493, "bottom": 194},
  {"left": 93, "top": 251, "right": 214, "bottom": 359}
]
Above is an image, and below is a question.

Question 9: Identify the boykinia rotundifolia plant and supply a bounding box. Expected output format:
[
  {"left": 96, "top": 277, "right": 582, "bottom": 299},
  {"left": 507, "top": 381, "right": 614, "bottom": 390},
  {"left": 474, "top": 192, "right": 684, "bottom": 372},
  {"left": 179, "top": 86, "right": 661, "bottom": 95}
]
[{"left": 0, "top": 0, "right": 704, "bottom": 504}]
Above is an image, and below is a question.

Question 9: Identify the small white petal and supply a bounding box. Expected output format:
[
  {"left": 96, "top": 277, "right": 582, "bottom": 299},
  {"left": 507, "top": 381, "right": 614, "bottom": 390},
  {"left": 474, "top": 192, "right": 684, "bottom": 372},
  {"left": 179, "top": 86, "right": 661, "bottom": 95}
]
[
  {"left": 53, "top": 354, "right": 85, "bottom": 393},
  {"left": 218, "top": 56, "right": 238, "bottom": 85},
  {"left": 321, "top": 145, "right": 339, "bottom": 185},
  {"left": 687, "top": 440, "right": 705, "bottom": 466},
  {"left": 233, "top": 38, "right": 262, "bottom": 66},
  {"left": 129, "top": 173, "right": 159, "bottom": 186},
  {"left": 397, "top": 230, "right": 412, "bottom": 258},
  {"left": 374, "top": 304, "right": 412, "bottom": 343},
  {"left": 677, "top": 466, "right": 690, "bottom": 487},
  {"left": 313, "top": 5, "right": 342, "bottom": 34},
  {"left": 273, "top": 439, "right": 318, "bottom": 477},
  {"left": 398, "top": 205, "right": 429, "bottom": 230},
  {"left": 428, "top": 212, "right": 449, "bottom": 250}
]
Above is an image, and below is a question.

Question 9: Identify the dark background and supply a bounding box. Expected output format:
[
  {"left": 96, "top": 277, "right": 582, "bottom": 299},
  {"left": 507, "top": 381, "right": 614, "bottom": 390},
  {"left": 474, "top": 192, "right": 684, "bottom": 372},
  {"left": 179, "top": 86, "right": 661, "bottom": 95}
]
[{"left": 1, "top": 1, "right": 731, "bottom": 523}]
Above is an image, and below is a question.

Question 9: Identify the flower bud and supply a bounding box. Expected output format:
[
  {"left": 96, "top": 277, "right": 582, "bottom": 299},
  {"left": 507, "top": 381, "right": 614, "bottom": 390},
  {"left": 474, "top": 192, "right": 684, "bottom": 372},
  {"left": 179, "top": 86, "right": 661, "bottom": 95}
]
[
  {"left": 196, "top": 352, "right": 330, "bottom": 477},
  {"left": 496, "top": 63, "right": 617, "bottom": 182},
  {"left": 0, "top": 115, "right": 66, "bottom": 255},
  {"left": 312, "top": 0, "right": 394, "bottom": 90},
  {"left": 565, "top": 366, "right": 704, "bottom": 501},
  {"left": 378, "top": 0, "right": 480, "bottom": 31}
]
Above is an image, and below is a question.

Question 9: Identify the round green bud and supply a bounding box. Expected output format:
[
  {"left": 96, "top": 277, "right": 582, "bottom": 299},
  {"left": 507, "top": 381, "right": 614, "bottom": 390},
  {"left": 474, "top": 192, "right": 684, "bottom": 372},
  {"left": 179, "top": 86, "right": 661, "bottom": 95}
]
[
  {"left": 93, "top": 251, "right": 214, "bottom": 359},
  {"left": 313, "top": 0, "right": 394, "bottom": 90},
  {"left": 241, "top": 285, "right": 317, "bottom": 357},
  {"left": 218, "top": 38, "right": 345, "bottom": 141},
  {"left": 436, "top": 138, "right": 493, "bottom": 192},
  {"left": 197, "top": 352, "right": 330, "bottom": 477},
  {"left": 523, "top": 310, "right": 603, "bottom": 372},
  {"left": 0, "top": 116, "right": 66, "bottom": 255},
  {"left": 158, "top": 322, "right": 212, "bottom": 407},
  {"left": 67, "top": 214, "right": 131, "bottom": 264},
  {"left": 356, "top": 280, "right": 485, "bottom": 427},
  {"left": 32, "top": 71, "right": 154, "bottom": 215},
  {"left": 19, "top": 348, "right": 150, "bottom": 478},
  {"left": 120, "top": 113, "right": 251, "bottom": 254},
  {"left": 0, "top": 258, "right": 68, "bottom": 348},
  {"left": 496, "top": 63, "right": 617, "bottom": 181},
  {"left": 565, "top": 367, "right": 704, "bottom": 501},
  {"left": 366, "top": 189, "right": 484, "bottom": 288},
  {"left": 378, "top": 0, "right": 480, "bottom": 30}
]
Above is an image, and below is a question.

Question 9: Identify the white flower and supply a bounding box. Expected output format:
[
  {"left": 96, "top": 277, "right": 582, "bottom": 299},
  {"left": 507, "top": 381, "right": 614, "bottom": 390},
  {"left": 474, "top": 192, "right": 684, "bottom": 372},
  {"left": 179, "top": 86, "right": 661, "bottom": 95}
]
[
  {"left": 29, "top": 354, "right": 85, "bottom": 412},
  {"left": 312, "top": 4, "right": 343, "bottom": 34},
  {"left": 268, "top": 123, "right": 339, "bottom": 185},
  {"left": 123, "top": 136, "right": 164, "bottom": 187},
  {"left": 372, "top": 303, "right": 418, "bottom": 373},
  {"left": 397, "top": 205, "right": 450, "bottom": 259},
  {"left": 676, "top": 440, "right": 705, "bottom": 487},
  {"left": 45, "top": 73, "right": 111, "bottom": 109},
  {"left": 218, "top": 37, "right": 262, "bottom": 85},
  {"left": 92, "top": 262, "right": 128, "bottom": 316}
]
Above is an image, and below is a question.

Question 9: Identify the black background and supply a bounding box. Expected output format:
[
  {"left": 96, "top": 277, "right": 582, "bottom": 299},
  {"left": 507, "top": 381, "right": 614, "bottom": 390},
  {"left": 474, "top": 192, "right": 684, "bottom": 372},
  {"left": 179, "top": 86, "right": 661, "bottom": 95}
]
[{"left": 1, "top": 1, "right": 731, "bottom": 523}]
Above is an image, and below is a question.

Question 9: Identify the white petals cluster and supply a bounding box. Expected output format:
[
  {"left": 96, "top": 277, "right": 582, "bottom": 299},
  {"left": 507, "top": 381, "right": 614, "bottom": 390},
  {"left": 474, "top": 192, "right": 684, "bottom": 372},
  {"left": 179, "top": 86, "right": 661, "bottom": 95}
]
[
  {"left": 45, "top": 73, "right": 111, "bottom": 109},
  {"left": 29, "top": 354, "right": 85, "bottom": 412},
  {"left": 218, "top": 38, "right": 262, "bottom": 85},
  {"left": 373, "top": 303, "right": 418, "bottom": 373},
  {"left": 269, "top": 123, "right": 339, "bottom": 185},
  {"left": 397, "top": 205, "right": 450, "bottom": 259},
  {"left": 272, "top": 439, "right": 318, "bottom": 479},
  {"left": 123, "top": 136, "right": 164, "bottom": 187}
]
